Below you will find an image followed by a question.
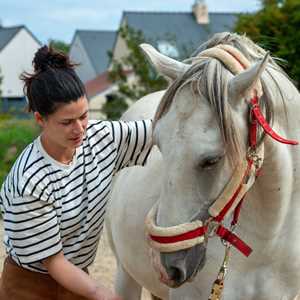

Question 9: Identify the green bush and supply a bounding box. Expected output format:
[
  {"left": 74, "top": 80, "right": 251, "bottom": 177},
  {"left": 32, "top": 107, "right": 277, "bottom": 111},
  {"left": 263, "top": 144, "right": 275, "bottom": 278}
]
[
  {"left": 0, "top": 113, "right": 12, "bottom": 122},
  {"left": 0, "top": 118, "right": 40, "bottom": 186}
]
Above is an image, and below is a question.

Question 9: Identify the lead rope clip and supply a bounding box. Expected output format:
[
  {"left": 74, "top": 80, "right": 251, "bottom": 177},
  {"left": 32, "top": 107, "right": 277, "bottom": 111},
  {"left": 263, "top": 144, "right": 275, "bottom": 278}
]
[{"left": 208, "top": 245, "right": 231, "bottom": 300}]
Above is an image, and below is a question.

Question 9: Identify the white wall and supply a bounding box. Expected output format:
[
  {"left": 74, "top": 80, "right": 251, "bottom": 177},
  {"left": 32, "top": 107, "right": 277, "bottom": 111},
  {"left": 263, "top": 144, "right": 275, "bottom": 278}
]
[
  {"left": 88, "top": 84, "right": 118, "bottom": 120},
  {"left": 88, "top": 73, "right": 136, "bottom": 120},
  {"left": 111, "top": 19, "right": 130, "bottom": 65},
  {"left": 0, "top": 28, "right": 41, "bottom": 98},
  {"left": 69, "top": 35, "right": 96, "bottom": 83}
]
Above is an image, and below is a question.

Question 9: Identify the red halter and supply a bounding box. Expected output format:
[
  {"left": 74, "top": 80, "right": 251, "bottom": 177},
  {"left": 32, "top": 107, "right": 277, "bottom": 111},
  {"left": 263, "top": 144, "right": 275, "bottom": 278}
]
[{"left": 149, "top": 93, "right": 298, "bottom": 257}]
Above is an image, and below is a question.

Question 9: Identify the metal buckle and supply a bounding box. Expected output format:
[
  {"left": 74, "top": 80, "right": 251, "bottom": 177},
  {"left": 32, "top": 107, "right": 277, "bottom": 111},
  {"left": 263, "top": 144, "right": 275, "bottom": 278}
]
[
  {"left": 205, "top": 219, "right": 220, "bottom": 241},
  {"left": 247, "top": 147, "right": 262, "bottom": 169}
]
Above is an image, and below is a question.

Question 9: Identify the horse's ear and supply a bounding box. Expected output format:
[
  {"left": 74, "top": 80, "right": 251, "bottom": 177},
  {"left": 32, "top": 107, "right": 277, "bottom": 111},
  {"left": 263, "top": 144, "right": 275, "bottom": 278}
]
[
  {"left": 140, "top": 43, "right": 189, "bottom": 81},
  {"left": 228, "top": 53, "right": 269, "bottom": 109}
]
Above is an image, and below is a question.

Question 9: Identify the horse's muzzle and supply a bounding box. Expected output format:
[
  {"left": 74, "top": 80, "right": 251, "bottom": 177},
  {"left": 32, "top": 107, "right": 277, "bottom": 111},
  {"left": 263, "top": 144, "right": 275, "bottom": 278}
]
[{"left": 160, "top": 243, "right": 206, "bottom": 287}]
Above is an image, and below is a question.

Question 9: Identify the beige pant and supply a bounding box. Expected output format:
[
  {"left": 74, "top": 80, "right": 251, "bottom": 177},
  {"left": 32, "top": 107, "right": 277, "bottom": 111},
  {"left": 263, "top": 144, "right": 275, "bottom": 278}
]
[{"left": 0, "top": 257, "right": 89, "bottom": 300}]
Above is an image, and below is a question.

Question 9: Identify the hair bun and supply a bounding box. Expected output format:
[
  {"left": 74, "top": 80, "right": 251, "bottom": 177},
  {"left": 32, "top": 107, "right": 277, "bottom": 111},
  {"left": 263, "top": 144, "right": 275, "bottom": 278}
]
[{"left": 33, "top": 45, "right": 72, "bottom": 72}]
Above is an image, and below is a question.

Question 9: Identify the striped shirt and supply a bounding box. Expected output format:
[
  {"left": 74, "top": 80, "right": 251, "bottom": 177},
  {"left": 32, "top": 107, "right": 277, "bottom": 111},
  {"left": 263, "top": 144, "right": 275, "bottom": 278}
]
[{"left": 0, "top": 120, "right": 152, "bottom": 273}]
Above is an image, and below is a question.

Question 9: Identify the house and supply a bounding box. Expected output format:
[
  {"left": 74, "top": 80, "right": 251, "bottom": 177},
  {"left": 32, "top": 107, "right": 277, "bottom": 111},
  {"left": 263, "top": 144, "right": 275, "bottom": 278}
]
[
  {"left": 0, "top": 25, "right": 41, "bottom": 115},
  {"left": 112, "top": 2, "right": 238, "bottom": 62},
  {"left": 85, "top": 71, "right": 115, "bottom": 120},
  {"left": 69, "top": 30, "right": 116, "bottom": 83},
  {"left": 81, "top": 0, "right": 238, "bottom": 119},
  {"left": 85, "top": 69, "right": 133, "bottom": 120},
  {"left": 69, "top": 30, "right": 117, "bottom": 119}
]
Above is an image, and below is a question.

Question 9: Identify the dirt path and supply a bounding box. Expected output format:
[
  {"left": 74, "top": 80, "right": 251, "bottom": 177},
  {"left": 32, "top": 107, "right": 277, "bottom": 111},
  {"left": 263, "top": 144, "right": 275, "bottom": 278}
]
[{"left": 0, "top": 222, "right": 151, "bottom": 299}]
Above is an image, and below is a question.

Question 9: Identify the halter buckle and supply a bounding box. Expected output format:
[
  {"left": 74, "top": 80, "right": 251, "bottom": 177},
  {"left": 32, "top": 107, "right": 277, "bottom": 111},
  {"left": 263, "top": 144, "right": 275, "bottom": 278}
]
[
  {"left": 205, "top": 219, "right": 220, "bottom": 240},
  {"left": 247, "top": 148, "right": 262, "bottom": 170}
]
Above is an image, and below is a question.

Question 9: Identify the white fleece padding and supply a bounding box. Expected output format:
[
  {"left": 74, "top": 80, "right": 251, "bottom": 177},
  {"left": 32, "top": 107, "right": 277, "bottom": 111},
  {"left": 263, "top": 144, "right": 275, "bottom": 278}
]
[
  {"left": 216, "top": 44, "right": 251, "bottom": 69},
  {"left": 197, "top": 45, "right": 263, "bottom": 97},
  {"left": 209, "top": 145, "right": 264, "bottom": 217},
  {"left": 208, "top": 160, "right": 249, "bottom": 217},
  {"left": 145, "top": 203, "right": 203, "bottom": 237},
  {"left": 148, "top": 236, "right": 205, "bottom": 253},
  {"left": 196, "top": 48, "right": 244, "bottom": 75}
]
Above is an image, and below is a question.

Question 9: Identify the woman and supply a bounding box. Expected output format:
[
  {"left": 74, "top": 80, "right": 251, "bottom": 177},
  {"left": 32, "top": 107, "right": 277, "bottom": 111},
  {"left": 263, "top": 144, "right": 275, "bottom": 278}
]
[{"left": 0, "top": 46, "right": 152, "bottom": 299}]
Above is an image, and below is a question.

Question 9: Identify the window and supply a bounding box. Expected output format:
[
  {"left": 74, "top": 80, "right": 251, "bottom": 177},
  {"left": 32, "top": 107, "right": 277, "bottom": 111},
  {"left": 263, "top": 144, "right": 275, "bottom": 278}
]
[{"left": 157, "top": 41, "right": 179, "bottom": 58}]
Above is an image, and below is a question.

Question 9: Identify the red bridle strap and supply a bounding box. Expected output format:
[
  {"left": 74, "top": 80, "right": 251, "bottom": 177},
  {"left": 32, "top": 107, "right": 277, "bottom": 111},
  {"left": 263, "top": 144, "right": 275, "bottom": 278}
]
[
  {"left": 150, "top": 225, "right": 208, "bottom": 244},
  {"left": 150, "top": 222, "right": 252, "bottom": 257},
  {"left": 250, "top": 96, "right": 298, "bottom": 145},
  {"left": 213, "top": 160, "right": 253, "bottom": 224},
  {"left": 215, "top": 225, "right": 252, "bottom": 256}
]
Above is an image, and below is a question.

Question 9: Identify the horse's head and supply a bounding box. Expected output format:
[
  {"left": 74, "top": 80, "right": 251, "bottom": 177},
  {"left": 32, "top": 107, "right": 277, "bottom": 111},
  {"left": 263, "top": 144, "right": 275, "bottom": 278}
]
[{"left": 142, "top": 33, "right": 272, "bottom": 287}]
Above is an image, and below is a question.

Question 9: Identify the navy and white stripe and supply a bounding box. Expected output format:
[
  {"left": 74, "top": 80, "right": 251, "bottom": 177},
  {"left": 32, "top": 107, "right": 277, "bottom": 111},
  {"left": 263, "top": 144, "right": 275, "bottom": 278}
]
[{"left": 0, "top": 120, "right": 152, "bottom": 273}]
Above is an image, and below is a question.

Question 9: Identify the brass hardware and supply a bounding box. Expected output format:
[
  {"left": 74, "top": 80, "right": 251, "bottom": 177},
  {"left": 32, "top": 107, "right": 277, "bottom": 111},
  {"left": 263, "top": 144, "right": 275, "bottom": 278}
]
[{"left": 208, "top": 245, "right": 231, "bottom": 300}]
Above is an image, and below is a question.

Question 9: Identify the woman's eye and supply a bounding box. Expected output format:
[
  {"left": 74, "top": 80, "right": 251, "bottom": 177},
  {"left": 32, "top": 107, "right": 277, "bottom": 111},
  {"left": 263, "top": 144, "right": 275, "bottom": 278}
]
[
  {"left": 61, "top": 121, "right": 71, "bottom": 126},
  {"left": 200, "top": 156, "right": 222, "bottom": 169}
]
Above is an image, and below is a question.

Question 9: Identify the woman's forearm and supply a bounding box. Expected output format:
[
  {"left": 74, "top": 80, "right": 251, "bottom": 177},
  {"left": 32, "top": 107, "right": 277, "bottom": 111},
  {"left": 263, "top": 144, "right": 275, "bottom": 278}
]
[{"left": 43, "top": 251, "right": 112, "bottom": 300}]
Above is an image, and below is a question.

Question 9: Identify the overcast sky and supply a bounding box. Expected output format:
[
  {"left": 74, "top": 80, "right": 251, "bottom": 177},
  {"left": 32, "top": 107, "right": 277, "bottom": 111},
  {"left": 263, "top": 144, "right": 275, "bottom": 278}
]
[{"left": 2, "top": 0, "right": 261, "bottom": 44}]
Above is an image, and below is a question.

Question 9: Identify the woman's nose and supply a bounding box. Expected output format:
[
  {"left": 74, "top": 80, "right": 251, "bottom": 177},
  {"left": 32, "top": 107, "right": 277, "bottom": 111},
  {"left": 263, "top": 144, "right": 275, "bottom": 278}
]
[{"left": 73, "top": 120, "right": 84, "bottom": 134}]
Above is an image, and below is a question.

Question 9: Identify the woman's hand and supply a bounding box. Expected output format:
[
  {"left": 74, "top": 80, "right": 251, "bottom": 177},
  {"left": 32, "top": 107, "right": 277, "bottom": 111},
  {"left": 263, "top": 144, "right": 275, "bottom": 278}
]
[{"left": 91, "top": 283, "right": 122, "bottom": 300}]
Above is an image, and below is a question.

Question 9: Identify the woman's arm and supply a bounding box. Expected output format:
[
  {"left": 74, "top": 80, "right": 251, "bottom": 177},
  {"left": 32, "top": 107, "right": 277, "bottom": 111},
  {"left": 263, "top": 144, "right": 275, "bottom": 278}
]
[{"left": 43, "top": 251, "right": 122, "bottom": 300}]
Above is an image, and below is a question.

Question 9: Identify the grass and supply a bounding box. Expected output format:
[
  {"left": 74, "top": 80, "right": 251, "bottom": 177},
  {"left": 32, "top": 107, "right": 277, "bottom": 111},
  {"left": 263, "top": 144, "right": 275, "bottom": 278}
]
[{"left": 0, "top": 117, "right": 40, "bottom": 186}]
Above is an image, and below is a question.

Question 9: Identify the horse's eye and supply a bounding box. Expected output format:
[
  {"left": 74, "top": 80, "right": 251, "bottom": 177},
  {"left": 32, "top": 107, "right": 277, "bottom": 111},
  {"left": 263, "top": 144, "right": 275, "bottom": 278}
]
[{"left": 200, "top": 156, "right": 222, "bottom": 169}]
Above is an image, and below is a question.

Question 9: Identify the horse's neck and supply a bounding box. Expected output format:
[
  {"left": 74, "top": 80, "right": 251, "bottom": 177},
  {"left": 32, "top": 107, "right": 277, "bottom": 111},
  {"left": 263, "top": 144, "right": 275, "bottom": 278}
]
[{"left": 243, "top": 140, "right": 295, "bottom": 237}]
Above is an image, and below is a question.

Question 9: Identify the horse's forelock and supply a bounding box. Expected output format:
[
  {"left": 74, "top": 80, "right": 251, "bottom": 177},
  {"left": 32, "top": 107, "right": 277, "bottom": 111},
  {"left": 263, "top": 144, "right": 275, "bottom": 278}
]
[{"left": 202, "top": 59, "right": 245, "bottom": 164}]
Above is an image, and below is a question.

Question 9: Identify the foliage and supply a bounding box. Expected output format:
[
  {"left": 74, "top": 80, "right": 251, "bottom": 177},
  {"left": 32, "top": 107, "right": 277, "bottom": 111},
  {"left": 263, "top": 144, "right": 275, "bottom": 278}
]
[
  {"left": 102, "top": 25, "right": 169, "bottom": 120},
  {"left": 0, "top": 67, "right": 2, "bottom": 97},
  {"left": 235, "top": 0, "right": 300, "bottom": 86},
  {"left": 48, "top": 39, "right": 70, "bottom": 54},
  {"left": 102, "top": 94, "right": 129, "bottom": 121},
  {"left": 0, "top": 118, "right": 39, "bottom": 186},
  {"left": 0, "top": 113, "right": 12, "bottom": 122},
  {"left": 0, "top": 68, "right": 4, "bottom": 115}
]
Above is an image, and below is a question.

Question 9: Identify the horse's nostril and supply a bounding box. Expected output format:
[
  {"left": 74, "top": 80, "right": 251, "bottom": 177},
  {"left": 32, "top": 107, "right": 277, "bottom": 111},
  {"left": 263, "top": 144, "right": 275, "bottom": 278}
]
[{"left": 169, "top": 266, "right": 185, "bottom": 283}]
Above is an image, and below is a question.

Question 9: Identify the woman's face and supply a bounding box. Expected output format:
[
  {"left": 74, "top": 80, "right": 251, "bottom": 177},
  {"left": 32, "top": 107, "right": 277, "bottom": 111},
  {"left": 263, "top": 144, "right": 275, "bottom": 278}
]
[{"left": 35, "top": 96, "right": 89, "bottom": 150}]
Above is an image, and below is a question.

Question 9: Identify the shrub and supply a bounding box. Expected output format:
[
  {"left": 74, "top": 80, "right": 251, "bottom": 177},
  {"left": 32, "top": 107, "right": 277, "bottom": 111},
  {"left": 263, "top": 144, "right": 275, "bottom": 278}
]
[{"left": 0, "top": 118, "right": 39, "bottom": 186}]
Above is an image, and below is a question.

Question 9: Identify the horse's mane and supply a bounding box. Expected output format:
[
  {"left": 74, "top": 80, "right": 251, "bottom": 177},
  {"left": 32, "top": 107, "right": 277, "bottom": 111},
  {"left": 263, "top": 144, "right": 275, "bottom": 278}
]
[{"left": 154, "top": 32, "right": 289, "bottom": 162}]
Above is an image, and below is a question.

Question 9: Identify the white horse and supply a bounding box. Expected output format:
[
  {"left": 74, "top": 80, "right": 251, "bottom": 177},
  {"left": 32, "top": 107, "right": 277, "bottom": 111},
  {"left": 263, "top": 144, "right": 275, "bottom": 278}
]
[{"left": 106, "top": 32, "right": 300, "bottom": 300}]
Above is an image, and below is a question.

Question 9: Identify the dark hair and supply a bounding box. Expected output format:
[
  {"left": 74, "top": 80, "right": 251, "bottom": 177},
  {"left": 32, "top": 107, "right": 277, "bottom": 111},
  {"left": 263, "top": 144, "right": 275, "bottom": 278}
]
[{"left": 20, "top": 45, "right": 86, "bottom": 115}]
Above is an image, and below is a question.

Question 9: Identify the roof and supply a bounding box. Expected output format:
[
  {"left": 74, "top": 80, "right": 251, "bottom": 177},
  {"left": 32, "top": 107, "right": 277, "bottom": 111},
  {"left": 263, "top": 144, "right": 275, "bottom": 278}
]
[
  {"left": 85, "top": 70, "right": 133, "bottom": 99},
  {"left": 122, "top": 11, "right": 238, "bottom": 55},
  {"left": 85, "top": 71, "right": 112, "bottom": 98},
  {"left": 76, "top": 30, "right": 116, "bottom": 75},
  {"left": 0, "top": 26, "right": 23, "bottom": 52},
  {"left": 0, "top": 25, "right": 41, "bottom": 52}
]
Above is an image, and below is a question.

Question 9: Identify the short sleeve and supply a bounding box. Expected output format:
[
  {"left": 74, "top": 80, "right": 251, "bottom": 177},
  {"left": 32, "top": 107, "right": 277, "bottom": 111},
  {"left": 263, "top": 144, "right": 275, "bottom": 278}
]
[
  {"left": 3, "top": 196, "right": 62, "bottom": 265},
  {"left": 107, "top": 120, "right": 153, "bottom": 172}
]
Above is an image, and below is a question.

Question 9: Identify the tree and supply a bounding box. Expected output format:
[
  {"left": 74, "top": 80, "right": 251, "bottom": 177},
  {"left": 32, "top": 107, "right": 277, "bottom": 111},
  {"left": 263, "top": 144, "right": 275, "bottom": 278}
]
[
  {"left": 0, "top": 67, "right": 3, "bottom": 111},
  {"left": 235, "top": 0, "right": 300, "bottom": 86},
  {"left": 102, "top": 25, "right": 169, "bottom": 120},
  {"left": 48, "top": 39, "right": 70, "bottom": 54},
  {"left": 0, "top": 67, "right": 2, "bottom": 99},
  {"left": 102, "top": 94, "right": 129, "bottom": 120}
]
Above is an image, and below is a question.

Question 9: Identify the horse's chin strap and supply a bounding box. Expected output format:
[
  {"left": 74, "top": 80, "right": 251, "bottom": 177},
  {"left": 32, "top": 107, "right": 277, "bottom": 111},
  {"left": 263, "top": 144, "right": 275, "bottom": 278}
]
[{"left": 145, "top": 45, "right": 298, "bottom": 257}]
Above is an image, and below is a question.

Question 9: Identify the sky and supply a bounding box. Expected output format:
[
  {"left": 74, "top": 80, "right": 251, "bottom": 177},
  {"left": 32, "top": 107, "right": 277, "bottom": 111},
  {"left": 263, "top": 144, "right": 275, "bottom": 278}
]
[{"left": 1, "top": 0, "right": 261, "bottom": 44}]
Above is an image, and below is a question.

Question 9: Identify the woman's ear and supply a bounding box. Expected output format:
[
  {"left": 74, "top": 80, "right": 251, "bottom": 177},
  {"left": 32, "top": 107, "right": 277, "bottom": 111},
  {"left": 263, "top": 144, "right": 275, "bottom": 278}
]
[{"left": 34, "top": 111, "right": 46, "bottom": 128}]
